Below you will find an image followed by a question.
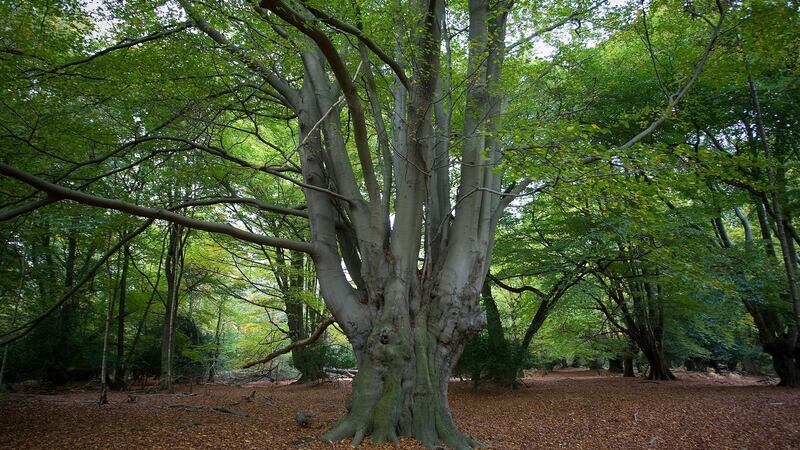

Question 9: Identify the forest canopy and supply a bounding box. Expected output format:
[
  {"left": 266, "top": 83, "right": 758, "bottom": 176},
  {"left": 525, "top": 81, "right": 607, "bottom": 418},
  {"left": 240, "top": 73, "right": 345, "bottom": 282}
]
[{"left": 0, "top": 0, "right": 798, "bottom": 448}]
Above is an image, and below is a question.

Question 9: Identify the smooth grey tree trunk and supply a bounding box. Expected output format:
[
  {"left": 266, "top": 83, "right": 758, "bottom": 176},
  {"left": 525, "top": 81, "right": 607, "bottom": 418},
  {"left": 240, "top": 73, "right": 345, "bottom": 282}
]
[
  {"left": 0, "top": 256, "right": 25, "bottom": 389},
  {"left": 181, "top": 0, "right": 521, "bottom": 446}
]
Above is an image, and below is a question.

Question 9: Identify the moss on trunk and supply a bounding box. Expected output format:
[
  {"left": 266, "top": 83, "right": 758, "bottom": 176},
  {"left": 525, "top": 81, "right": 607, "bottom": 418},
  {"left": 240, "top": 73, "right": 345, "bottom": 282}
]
[{"left": 322, "top": 321, "right": 484, "bottom": 449}]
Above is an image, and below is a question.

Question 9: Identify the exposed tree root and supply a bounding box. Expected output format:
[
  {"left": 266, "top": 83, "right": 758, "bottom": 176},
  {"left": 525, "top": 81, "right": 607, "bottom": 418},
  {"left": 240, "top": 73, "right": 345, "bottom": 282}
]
[{"left": 322, "top": 387, "right": 486, "bottom": 450}]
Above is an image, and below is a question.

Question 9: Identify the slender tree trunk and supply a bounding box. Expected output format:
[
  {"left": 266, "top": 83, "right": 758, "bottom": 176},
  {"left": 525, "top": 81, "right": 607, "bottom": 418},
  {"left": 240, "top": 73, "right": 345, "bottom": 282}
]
[
  {"left": 632, "top": 315, "right": 674, "bottom": 380},
  {"left": 127, "top": 235, "right": 166, "bottom": 378},
  {"left": 207, "top": 302, "right": 223, "bottom": 383},
  {"left": 623, "top": 352, "right": 635, "bottom": 378},
  {"left": 0, "top": 257, "right": 25, "bottom": 389},
  {"left": 99, "top": 261, "right": 117, "bottom": 405},
  {"left": 735, "top": 202, "right": 800, "bottom": 386},
  {"left": 712, "top": 217, "right": 732, "bottom": 248},
  {"left": 0, "top": 345, "right": 8, "bottom": 390},
  {"left": 160, "top": 224, "right": 184, "bottom": 392},
  {"left": 291, "top": 343, "right": 327, "bottom": 384},
  {"left": 127, "top": 288, "right": 155, "bottom": 376},
  {"left": 42, "top": 232, "right": 75, "bottom": 385},
  {"left": 597, "top": 273, "right": 674, "bottom": 380},
  {"left": 611, "top": 338, "right": 637, "bottom": 376},
  {"left": 113, "top": 245, "right": 129, "bottom": 389},
  {"left": 746, "top": 66, "right": 800, "bottom": 385},
  {"left": 481, "top": 281, "right": 516, "bottom": 387},
  {"left": 520, "top": 300, "right": 551, "bottom": 361},
  {"left": 284, "top": 251, "right": 327, "bottom": 384}
]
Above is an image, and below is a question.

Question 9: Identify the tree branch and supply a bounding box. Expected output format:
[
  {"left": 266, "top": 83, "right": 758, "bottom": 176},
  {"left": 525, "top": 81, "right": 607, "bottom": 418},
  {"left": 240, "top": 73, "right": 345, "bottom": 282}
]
[
  {"left": 0, "top": 163, "right": 315, "bottom": 254},
  {"left": 35, "top": 21, "right": 192, "bottom": 74},
  {"left": 487, "top": 272, "right": 547, "bottom": 298},
  {"left": 506, "top": 2, "right": 606, "bottom": 53},
  {"left": 186, "top": 197, "right": 309, "bottom": 219},
  {"left": 0, "top": 195, "right": 59, "bottom": 222},
  {"left": 261, "top": 0, "right": 381, "bottom": 206},
  {"left": 130, "top": 135, "right": 354, "bottom": 203},
  {"left": 241, "top": 317, "right": 335, "bottom": 369},
  {"left": 0, "top": 194, "right": 286, "bottom": 344},
  {"left": 301, "top": 3, "right": 411, "bottom": 90},
  {"left": 179, "top": 0, "right": 299, "bottom": 108},
  {"left": 0, "top": 220, "right": 155, "bottom": 344},
  {"left": 620, "top": 5, "right": 725, "bottom": 149}
]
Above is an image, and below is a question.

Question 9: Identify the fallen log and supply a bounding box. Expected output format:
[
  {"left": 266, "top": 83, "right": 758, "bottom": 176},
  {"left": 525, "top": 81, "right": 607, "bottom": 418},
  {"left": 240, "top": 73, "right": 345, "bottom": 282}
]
[{"left": 325, "top": 367, "right": 358, "bottom": 377}]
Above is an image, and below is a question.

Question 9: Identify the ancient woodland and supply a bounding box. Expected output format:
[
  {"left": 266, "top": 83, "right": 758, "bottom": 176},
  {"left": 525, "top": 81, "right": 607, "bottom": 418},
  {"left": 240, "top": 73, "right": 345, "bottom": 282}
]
[{"left": 0, "top": 0, "right": 799, "bottom": 448}]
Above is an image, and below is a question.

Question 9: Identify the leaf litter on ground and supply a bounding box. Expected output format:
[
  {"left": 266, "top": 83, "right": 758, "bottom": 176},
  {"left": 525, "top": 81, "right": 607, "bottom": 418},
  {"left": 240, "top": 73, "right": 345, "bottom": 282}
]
[{"left": 0, "top": 369, "right": 798, "bottom": 449}]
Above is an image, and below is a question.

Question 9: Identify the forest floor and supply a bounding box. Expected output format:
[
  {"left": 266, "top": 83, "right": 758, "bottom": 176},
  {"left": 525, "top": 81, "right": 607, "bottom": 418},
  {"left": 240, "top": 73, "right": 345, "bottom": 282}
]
[{"left": 1, "top": 369, "right": 798, "bottom": 449}]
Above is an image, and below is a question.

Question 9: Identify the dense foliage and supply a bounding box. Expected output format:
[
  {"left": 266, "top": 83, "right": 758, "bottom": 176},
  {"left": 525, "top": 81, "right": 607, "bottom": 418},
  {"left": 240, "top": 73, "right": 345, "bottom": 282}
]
[{"left": 0, "top": 0, "right": 798, "bottom": 447}]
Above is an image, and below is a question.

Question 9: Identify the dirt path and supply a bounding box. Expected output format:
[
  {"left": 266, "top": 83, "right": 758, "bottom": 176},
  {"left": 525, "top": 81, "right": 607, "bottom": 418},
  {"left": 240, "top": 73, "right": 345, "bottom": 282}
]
[{"left": 1, "top": 371, "right": 798, "bottom": 449}]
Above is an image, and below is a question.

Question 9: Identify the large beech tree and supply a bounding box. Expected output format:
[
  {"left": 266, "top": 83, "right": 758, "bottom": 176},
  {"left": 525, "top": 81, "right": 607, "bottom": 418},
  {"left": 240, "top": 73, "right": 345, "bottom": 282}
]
[
  {"left": 182, "top": 0, "right": 518, "bottom": 445},
  {"left": 0, "top": 0, "right": 528, "bottom": 446},
  {"left": 0, "top": 0, "right": 732, "bottom": 447}
]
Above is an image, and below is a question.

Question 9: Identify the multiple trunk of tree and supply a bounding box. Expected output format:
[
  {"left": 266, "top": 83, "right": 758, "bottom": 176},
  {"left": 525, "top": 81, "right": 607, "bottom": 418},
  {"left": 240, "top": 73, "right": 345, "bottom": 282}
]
[
  {"left": 704, "top": 59, "right": 800, "bottom": 387},
  {"left": 183, "top": 0, "right": 519, "bottom": 445},
  {"left": 725, "top": 208, "right": 800, "bottom": 387},
  {"left": 472, "top": 269, "right": 587, "bottom": 387},
  {"left": 744, "top": 67, "right": 800, "bottom": 387},
  {"left": 594, "top": 265, "right": 675, "bottom": 381}
]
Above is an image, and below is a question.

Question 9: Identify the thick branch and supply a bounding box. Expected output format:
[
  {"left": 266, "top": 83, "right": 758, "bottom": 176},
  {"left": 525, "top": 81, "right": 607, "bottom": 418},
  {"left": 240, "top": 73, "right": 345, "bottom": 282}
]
[
  {"left": 0, "top": 195, "right": 59, "bottom": 222},
  {"left": 0, "top": 163, "right": 314, "bottom": 254},
  {"left": 302, "top": 3, "right": 411, "bottom": 90},
  {"left": 241, "top": 317, "right": 335, "bottom": 369},
  {"left": 261, "top": 0, "right": 380, "bottom": 206},
  {"left": 491, "top": 178, "right": 533, "bottom": 226},
  {"left": 487, "top": 272, "right": 546, "bottom": 298},
  {"left": 187, "top": 197, "right": 309, "bottom": 219}
]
